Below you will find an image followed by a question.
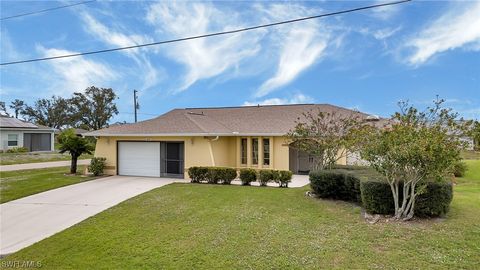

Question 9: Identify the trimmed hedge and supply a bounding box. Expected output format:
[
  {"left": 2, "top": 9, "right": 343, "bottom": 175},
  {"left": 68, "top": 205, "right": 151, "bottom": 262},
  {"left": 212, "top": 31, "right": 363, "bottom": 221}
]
[
  {"left": 239, "top": 168, "right": 256, "bottom": 185},
  {"left": 310, "top": 167, "right": 453, "bottom": 217},
  {"left": 360, "top": 180, "right": 453, "bottom": 217},
  {"left": 309, "top": 169, "right": 361, "bottom": 202},
  {"left": 276, "top": 170, "right": 293, "bottom": 188},
  {"left": 258, "top": 170, "right": 275, "bottom": 186},
  {"left": 188, "top": 167, "right": 236, "bottom": 184}
]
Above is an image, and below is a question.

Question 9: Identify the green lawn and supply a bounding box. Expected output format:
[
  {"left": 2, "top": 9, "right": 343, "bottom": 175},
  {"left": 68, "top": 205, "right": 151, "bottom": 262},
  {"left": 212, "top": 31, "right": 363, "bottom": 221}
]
[
  {"left": 2, "top": 162, "right": 479, "bottom": 269},
  {"left": 0, "top": 166, "right": 96, "bottom": 203},
  {"left": 0, "top": 152, "right": 93, "bottom": 165}
]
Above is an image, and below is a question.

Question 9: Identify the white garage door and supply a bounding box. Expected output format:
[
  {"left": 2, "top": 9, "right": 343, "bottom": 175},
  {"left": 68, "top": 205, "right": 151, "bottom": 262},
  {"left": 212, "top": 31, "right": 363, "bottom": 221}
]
[{"left": 118, "top": 142, "right": 160, "bottom": 177}]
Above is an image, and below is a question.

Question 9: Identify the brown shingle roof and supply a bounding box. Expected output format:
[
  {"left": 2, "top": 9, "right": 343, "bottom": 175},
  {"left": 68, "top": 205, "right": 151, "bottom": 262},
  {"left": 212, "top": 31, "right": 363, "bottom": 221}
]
[{"left": 85, "top": 104, "right": 379, "bottom": 137}]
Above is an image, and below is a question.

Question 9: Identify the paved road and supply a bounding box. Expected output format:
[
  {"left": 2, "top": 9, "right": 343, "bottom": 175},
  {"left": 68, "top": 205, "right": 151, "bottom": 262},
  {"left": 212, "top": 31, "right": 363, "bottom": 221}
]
[
  {"left": 0, "top": 176, "right": 185, "bottom": 256},
  {"left": 0, "top": 159, "right": 91, "bottom": 172}
]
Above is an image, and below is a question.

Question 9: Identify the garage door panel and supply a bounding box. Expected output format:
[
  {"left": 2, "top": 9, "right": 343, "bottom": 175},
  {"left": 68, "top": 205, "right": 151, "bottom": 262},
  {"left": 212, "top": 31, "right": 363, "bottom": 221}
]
[{"left": 118, "top": 142, "right": 160, "bottom": 177}]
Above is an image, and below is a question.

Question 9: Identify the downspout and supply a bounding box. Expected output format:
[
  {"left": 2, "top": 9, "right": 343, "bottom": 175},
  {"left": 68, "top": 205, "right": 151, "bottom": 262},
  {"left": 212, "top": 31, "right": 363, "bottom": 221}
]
[{"left": 206, "top": 136, "right": 219, "bottom": 166}]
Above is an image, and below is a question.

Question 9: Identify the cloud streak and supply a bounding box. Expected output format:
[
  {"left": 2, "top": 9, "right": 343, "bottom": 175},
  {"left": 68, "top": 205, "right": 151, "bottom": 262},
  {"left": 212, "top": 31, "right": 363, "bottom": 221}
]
[
  {"left": 405, "top": 1, "right": 480, "bottom": 65},
  {"left": 243, "top": 93, "right": 314, "bottom": 106}
]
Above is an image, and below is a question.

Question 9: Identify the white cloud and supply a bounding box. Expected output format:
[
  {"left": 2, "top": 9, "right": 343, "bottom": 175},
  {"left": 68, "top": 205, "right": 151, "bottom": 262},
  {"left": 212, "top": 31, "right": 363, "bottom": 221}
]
[
  {"left": 370, "top": 0, "right": 402, "bottom": 20},
  {"left": 406, "top": 1, "right": 480, "bottom": 65},
  {"left": 255, "top": 4, "right": 329, "bottom": 97},
  {"left": 38, "top": 47, "right": 117, "bottom": 95},
  {"left": 146, "top": 2, "right": 262, "bottom": 92},
  {"left": 80, "top": 12, "right": 161, "bottom": 90},
  {"left": 243, "top": 93, "right": 314, "bottom": 106}
]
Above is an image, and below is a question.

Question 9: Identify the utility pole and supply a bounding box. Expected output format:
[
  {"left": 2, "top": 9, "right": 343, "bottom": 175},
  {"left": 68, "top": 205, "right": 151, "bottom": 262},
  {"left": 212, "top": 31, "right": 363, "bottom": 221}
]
[{"left": 133, "top": 89, "right": 138, "bottom": 123}]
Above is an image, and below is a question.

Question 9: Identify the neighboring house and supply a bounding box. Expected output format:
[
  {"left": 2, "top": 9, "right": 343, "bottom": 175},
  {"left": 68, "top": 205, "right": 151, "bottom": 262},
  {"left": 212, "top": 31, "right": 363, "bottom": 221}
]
[
  {"left": 0, "top": 115, "right": 55, "bottom": 152},
  {"left": 85, "top": 104, "right": 377, "bottom": 179}
]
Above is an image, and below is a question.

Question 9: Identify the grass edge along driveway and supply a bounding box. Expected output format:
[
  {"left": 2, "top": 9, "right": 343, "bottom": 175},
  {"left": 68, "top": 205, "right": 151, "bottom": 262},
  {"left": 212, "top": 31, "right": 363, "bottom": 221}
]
[
  {"left": 2, "top": 160, "right": 479, "bottom": 269},
  {"left": 0, "top": 166, "right": 98, "bottom": 203}
]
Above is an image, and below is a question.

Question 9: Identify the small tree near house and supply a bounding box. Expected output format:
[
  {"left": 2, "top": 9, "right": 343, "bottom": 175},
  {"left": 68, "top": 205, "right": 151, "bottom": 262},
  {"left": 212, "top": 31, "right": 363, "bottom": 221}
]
[
  {"left": 58, "top": 129, "right": 94, "bottom": 174},
  {"left": 287, "top": 110, "right": 361, "bottom": 170},
  {"left": 353, "top": 98, "right": 470, "bottom": 220}
]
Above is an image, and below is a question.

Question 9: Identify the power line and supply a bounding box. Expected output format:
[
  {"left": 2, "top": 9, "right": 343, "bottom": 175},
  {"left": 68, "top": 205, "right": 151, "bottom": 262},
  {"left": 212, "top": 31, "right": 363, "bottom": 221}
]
[
  {"left": 0, "top": 0, "right": 411, "bottom": 66},
  {"left": 1, "top": 0, "right": 96, "bottom": 21}
]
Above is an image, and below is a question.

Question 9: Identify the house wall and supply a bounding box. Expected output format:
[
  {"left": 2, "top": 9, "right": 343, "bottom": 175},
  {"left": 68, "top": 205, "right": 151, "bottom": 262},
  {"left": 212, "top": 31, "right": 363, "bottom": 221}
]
[
  {"left": 0, "top": 129, "right": 54, "bottom": 152},
  {"left": 94, "top": 135, "right": 291, "bottom": 178}
]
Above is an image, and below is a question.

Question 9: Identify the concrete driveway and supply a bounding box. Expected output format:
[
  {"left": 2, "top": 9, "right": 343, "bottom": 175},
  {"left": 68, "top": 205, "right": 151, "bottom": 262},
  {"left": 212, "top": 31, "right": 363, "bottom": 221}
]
[
  {"left": 0, "top": 176, "right": 184, "bottom": 256},
  {"left": 0, "top": 159, "right": 91, "bottom": 172}
]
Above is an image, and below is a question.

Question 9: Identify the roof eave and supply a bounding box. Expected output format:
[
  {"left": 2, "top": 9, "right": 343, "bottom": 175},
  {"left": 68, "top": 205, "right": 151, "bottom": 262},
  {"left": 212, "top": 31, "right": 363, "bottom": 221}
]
[{"left": 84, "top": 132, "right": 287, "bottom": 137}]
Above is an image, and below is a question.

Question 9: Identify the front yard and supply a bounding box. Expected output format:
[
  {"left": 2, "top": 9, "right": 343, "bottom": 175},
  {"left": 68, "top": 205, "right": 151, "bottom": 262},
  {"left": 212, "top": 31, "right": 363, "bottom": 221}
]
[
  {"left": 0, "top": 152, "right": 93, "bottom": 166},
  {"left": 3, "top": 161, "right": 479, "bottom": 269},
  {"left": 0, "top": 166, "right": 96, "bottom": 203}
]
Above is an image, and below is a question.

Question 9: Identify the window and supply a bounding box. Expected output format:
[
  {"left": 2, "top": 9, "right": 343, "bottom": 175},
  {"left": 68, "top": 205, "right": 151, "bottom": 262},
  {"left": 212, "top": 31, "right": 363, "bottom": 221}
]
[
  {"left": 241, "top": 138, "right": 247, "bottom": 164},
  {"left": 8, "top": 134, "right": 18, "bottom": 147},
  {"left": 263, "top": 138, "right": 270, "bottom": 166},
  {"left": 252, "top": 138, "right": 258, "bottom": 165}
]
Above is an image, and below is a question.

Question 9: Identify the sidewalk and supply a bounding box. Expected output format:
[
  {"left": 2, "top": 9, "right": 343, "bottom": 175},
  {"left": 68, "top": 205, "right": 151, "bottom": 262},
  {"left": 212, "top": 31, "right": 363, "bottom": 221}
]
[{"left": 0, "top": 159, "right": 91, "bottom": 172}]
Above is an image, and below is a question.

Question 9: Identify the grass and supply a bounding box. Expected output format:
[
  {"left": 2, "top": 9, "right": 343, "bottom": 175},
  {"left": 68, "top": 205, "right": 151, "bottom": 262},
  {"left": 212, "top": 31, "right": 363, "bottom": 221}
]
[
  {"left": 0, "top": 152, "right": 93, "bottom": 165},
  {"left": 2, "top": 163, "right": 479, "bottom": 269},
  {"left": 461, "top": 150, "right": 480, "bottom": 160},
  {"left": 0, "top": 166, "right": 96, "bottom": 203}
]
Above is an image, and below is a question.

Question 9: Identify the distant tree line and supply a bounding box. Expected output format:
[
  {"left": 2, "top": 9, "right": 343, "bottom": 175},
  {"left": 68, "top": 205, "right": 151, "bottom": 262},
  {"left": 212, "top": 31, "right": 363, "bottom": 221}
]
[{"left": 0, "top": 86, "right": 118, "bottom": 131}]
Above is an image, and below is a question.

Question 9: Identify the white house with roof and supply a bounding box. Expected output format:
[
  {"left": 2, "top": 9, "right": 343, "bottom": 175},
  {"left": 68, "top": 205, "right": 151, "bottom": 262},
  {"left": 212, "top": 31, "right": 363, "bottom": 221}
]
[{"left": 0, "top": 115, "right": 55, "bottom": 152}]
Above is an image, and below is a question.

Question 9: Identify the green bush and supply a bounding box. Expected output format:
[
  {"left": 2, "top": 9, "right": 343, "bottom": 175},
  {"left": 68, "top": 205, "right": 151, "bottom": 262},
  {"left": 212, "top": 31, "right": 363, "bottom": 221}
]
[
  {"left": 88, "top": 157, "right": 106, "bottom": 176},
  {"left": 6, "top": 147, "right": 28, "bottom": 153},
  {"left": 415, "top": 182, "right": 453, "bottom": 217},
  {"left": 453, "top": 161, "right": 468, "bottom": 177},
  {"left": 360, "top": 181, "right": 394, "bottom": 214},
  {"left": 276, "top": 170, "right": 293, "bottom": 188},
  {"left": 239, "top": 168, "right": 256, "bottom": 185},
  {"left": 360, "top": 180, "right": 453, "bottom": 217},
  {"left": 188, "top": 167, "right": 237, "bottom": 184},
  {"left": 309, "top": 169, "right": 361, "bottom": 202},
  {"left": 187, "top": 167, "right": 209, "bottom": 183},
  {"left": 258, "top": 170, "right": 274, "bottom": 186},
  {"left": 220, "top": 167, "right": 237, "bottom": 184}
]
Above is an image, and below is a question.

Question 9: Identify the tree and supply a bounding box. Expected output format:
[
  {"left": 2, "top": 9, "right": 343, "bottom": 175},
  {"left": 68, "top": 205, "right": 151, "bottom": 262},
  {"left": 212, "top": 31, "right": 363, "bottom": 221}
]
[
  {"left": 57, "top": 129, "right": 94, "bottom": 174},
  {"left": 0, "top": 101, "right": 8, "bottom": 116},
  {"left": 287, "top": 110, "right": 361, "bottom": 170},
  {"left": 353, "top": 98, "right": 470, "bottom": 220},
  {"left": 9, "top": 99, "right": 25, "bottom": 118},
  {"left": 21, "top": 96, "right": 73, "bottom": 129},
  {"left": 472, "top": 121, "right": 480, "bottom": 151},
  {"left": 70, "top": 86, "right": 118, "bottom": 130}
]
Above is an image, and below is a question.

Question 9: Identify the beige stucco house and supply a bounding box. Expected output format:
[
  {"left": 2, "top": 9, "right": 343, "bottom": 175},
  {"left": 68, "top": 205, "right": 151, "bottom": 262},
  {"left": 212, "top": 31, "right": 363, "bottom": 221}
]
[{"left": 85, "top": 104, "right": 372, "bottom": 179}]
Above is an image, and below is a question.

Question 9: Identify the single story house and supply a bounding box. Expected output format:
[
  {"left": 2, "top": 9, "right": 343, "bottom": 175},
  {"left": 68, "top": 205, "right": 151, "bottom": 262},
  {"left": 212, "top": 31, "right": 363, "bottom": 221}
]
[
  {"left": 0, "top": 115, "right": 55, "bottom": 152},
  {"left": 85, "top": 104, "right": 376, "bottom": 179}
]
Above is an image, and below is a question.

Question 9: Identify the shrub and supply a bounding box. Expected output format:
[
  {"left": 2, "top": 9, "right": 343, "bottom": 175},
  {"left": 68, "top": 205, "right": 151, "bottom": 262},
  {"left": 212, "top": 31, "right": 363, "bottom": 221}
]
[
  {"left": 239, "top": 168, "right": 256, "bottom": 185},
  {"left": 276, "top": 170, "right": 293, "bottom": 188},
  {"left": 415, "top": 182, "right": 453, "bottom": 217},
  {"left": 88, "top": 157, "right": 106, "bottom": 176},
  {"left": 360, "top": 180, "right": 453, "bottom": 217},
  {"left": 220, "top": 167, "right": 237, "bottom": 184},
  {"left": 309, "top": 169, "right": 361, "bottom": 202},
  {"left": 6, "top": 147, "right": 28, "bottom": 153},
  {"left": 452, "top": 161, "right": 467, "bottom": 177},
  {"left": 206, "top": 167, "right": 223, "bottom": 184},
  {"left": 188, "top": 167, "right": 237, "bottom": 184},
  {"left": 187, "top": 166, "right": 208, "bottom": 183},
  {"left": 258, "top": 170, "right": 274, "bottom": 186},
  {"left": 360, "top": 180, "right": 394, "bottom": 215}
]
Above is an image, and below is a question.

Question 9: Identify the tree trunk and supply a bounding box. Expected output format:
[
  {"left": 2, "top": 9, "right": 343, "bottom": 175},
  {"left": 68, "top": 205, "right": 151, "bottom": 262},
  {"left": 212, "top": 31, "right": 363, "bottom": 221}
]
[{"left": 70, "top": 155, "right": 78, "bottom": 174}]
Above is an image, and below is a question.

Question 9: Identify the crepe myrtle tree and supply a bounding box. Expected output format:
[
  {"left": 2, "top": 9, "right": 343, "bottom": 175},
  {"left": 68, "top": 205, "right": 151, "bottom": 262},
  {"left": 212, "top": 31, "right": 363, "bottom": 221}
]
[
  {"left": 353, "top": 98, "right": 471, "bottom": 220},
  {"left": 58, "top": 129, "right": 94, "bottom": 174},
  {"left": 287, "top": 110, "right": 361, "bottom": 170}
]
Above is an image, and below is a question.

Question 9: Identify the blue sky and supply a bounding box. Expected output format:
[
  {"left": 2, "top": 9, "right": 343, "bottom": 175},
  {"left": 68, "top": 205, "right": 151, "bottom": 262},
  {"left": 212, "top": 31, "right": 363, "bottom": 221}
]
[{"left": 1, "top": 0, "right": 479, "bottom": 123}]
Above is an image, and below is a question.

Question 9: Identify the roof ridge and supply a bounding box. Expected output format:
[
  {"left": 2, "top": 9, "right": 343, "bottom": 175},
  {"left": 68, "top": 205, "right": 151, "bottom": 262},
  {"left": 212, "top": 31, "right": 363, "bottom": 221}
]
[
  {"left": 184, "top": 103, "right": 315, "bottom": 110},
  {"left": 184, "top": 112, "right": 208, "bottom": 133}
]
